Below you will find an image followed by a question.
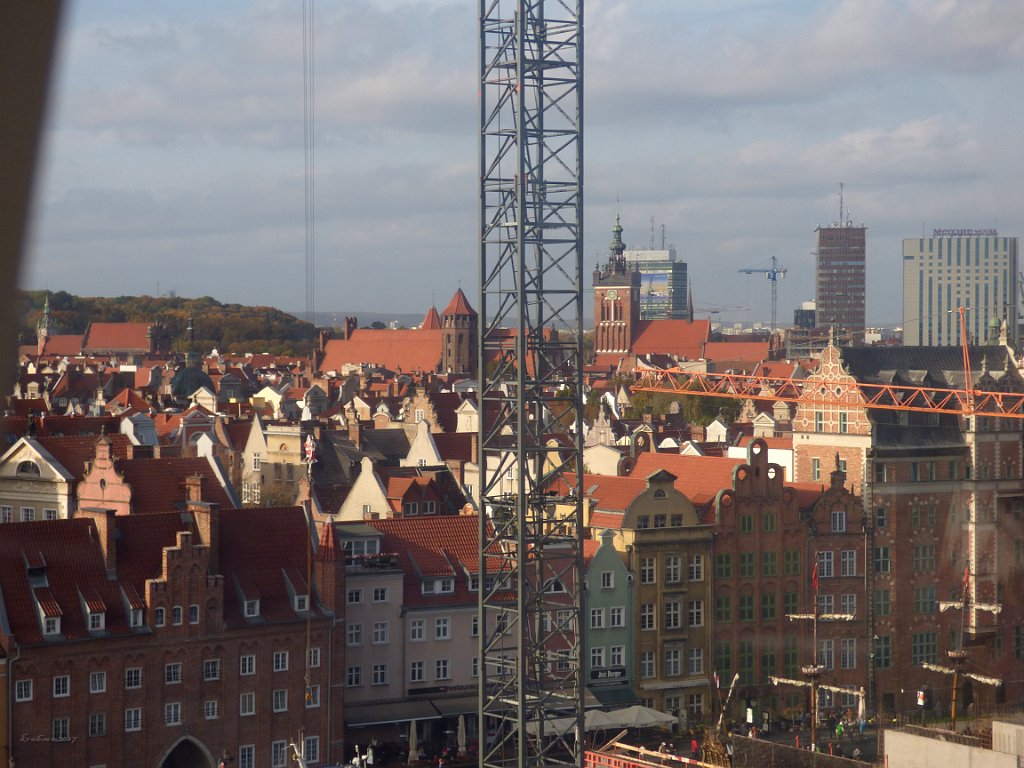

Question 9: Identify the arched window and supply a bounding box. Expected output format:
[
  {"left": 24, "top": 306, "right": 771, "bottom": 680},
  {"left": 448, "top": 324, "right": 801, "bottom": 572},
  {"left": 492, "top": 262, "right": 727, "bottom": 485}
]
[{"left": 16, "top": 461, "right": 41, "bottom": 477}]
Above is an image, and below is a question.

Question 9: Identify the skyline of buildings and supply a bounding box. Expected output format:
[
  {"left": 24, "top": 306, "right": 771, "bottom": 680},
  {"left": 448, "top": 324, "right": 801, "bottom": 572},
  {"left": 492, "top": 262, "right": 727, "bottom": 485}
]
[{"left": 815, "top": 220, "right": 868, "bottom": 339}]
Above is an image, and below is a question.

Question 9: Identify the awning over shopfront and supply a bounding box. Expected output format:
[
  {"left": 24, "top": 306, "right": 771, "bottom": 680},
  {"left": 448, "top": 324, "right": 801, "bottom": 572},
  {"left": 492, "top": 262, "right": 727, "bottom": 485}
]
[
  {"left": 430, "top": 695, "right": 479, "bottom": 717},
  {"left": 589, "top": 684, "right": 638, "bottom": 707},
  {"left": 346, "top": 700, "right": 443, "bottom": 727}
]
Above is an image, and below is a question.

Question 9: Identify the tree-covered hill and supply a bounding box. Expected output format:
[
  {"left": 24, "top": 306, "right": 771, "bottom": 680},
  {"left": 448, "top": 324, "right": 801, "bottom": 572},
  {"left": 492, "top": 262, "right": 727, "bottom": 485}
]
[{"left": 18, "top": 291, "right": 317, "bottom": 356}]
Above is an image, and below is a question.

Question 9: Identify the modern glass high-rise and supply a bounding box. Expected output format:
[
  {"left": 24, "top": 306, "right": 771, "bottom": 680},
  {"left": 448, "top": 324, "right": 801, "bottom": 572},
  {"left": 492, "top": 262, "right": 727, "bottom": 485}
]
[
  {"left": 902, "top": 232, "right": 1019, "bottom": 347},
  {"left": 815, "top": 223, "right": 867, "bottom": 338},
  {"left": 624, "top": 247, "right": 689, "bottom": 320}
]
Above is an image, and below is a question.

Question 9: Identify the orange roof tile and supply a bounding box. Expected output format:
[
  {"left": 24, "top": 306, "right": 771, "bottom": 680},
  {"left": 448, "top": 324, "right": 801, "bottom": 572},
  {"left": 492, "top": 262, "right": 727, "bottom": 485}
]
[
  {"left": 629, "top": 452, "right": 741, "bottom": 506},
  {"left": 442, "top": 288, "right": 477, "bottom": 317},
  {"left": 39, "top": 334, "right": 84, "bottom": 356},
  {"left": 421, "top": 306, "right": 442, "bottom": 330},
  {"left": 320, "top": 329, "right": 442, "bottom": 373},
  {"left": 82, "top": 322, "right": 152, "bottom": 353},
  {"left": 703, "top": 341, "right": 769, "bottom": 365},
  {"left": 631, "top": 319, "right": 710, "bottom": 359},
  {"left": 117, "top": 456, "right": 235, "bottom": 513}
]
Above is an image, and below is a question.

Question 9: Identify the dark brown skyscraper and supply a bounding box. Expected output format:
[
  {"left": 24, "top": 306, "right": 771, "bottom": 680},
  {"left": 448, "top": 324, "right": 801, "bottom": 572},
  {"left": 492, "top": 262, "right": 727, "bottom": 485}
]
[{"left": 815, "top": 222, "right": 866, "bottom": 338}]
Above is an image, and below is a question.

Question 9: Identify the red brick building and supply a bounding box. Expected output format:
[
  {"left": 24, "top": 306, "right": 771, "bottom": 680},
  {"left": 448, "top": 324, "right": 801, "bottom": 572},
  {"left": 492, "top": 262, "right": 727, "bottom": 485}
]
[{"left": 0, "top": 505, "right": 345, "bottom": 768}]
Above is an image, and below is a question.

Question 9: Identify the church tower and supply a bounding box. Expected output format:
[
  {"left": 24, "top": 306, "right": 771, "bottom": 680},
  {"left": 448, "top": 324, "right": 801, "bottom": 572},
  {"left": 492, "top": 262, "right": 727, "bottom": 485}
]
[
  {"left": 441, "top": 288, "right": 478, "bottom": 376},
  {"left": 593, "top": 216, "right": 641, "bottom": 356}
]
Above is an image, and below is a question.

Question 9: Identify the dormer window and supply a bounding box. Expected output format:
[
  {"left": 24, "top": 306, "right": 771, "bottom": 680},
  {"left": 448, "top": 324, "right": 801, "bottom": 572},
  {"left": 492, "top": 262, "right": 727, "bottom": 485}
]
[
  {"left": 295, "top": 595, "right": 309, "bottom": 612},
  {"left": 421, "top": 578, "right": 454, "bottom": 595},
  {"left": 44, "top": 616, "right": 60, "bottom": 635},
  {"left": 404, "top": 502, "right": 419, "bottom": 516},
  {"left": 88, "top": 612, "right": 105, "bottom": 631},
  {"left": 128, "top": 609, "right": 144, "bottom": 628},
  {"left": 244, "top": 599, "right": 260, "bottom": 618}
]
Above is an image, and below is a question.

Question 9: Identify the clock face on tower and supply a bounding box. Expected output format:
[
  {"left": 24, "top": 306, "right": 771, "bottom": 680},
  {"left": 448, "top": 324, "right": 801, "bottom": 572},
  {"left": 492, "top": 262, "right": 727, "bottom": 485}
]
[{"left": 606, "top": 289, "right": 618, "bottom": 300}]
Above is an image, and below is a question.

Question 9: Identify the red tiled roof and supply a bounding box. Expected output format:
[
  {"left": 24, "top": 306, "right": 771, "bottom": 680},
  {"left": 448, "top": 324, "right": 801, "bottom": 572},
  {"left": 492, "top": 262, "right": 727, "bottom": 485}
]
[
  {"left": 421, "top": 306, "right": 442, "bottom": 330},
  {"left": 320, "top": 329, "right": 442, "bottom": 373},
  {"left": 117, "top": 456, "right": 235, "bottom": 513},
  {"left": 628, "top": 452, "right": 741, "bottom": 506},
  {"left": 107, "top": 387, "right": 152, "bottom": 412},
  {"left": 82, "top": 322, "right": 152, "bottom": 353},
  {"left": 578, "top": 473, "right": 650, "bottom": 511},
  {"left": 631, "top": 319, "right": 710, "bottom": 359},
  {"left": 36, "top": 433, "right": 132, "bottom": 479},
  {"left": 39, "top": 334, "right": 84, "bottom": 356},
  {"left": 442, "top": 288, "right": 477, "bottom": 317},
  {"left": 589, "top": 510, "right": 625, "bottom": 529},
  {"left": 112, "top": 512, "right": 192, "bottom": 596},
  {"left": 704, "top": 341, "right": 769, "bottom": 365},
  {"left": 219, "top": 506, "right": 318, "bottom": 624}
]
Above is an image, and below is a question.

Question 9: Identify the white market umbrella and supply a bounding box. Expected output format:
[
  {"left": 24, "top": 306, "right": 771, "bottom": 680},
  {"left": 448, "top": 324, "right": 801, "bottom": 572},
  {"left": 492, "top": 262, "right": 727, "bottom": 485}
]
[
  {"left": 408, "top": 720, "right": 418, "bottom": 765},
  {"left": 457, "top": 714, "right": 467, "bottom": 756},
  {"left": 603, "top": 705, "right": 676, "bottom": 730}
]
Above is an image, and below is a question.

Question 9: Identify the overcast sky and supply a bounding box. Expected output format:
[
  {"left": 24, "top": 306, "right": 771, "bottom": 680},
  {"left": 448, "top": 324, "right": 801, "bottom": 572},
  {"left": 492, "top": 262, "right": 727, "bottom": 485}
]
[{"left": 23, "top": 0, "right": 1024, "bottom": 327}]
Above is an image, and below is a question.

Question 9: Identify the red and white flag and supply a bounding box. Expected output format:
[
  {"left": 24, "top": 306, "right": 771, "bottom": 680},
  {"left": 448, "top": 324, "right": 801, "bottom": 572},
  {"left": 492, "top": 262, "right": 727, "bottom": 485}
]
[{"left": 812, "top": 558, "right": 820, "bottom": 594}]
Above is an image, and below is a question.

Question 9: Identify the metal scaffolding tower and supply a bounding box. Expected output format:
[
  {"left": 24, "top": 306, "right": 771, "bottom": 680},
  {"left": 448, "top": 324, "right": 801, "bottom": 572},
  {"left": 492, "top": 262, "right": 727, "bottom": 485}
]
[{"left": 478, "top": 2, "right": 585, "bottom": 768}]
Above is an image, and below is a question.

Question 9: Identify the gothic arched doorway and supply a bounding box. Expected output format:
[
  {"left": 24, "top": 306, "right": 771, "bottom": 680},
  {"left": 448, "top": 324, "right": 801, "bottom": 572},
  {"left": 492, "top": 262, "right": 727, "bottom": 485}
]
[{"left": 159, "top": 736, "right": 215, "bottom": 768}]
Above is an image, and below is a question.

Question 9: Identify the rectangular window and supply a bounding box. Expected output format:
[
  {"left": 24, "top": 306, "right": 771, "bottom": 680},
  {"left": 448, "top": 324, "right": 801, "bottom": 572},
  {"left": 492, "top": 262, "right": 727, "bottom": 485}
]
[
  {"left": 240, "top": 655, "right": 255, "bottom": 676},
  {"left": 308, "top": 647, "right": 321, "bottom": 668},
  {"left": 272, "top": 741, "right": 288, "bottom": 768},
  {"left": 874, "top": 547, "right": 892, "bottom": 573},
  {"left": 124, "top": 707, "right": 142, "bottom": 732},
  {"left": 715, "top": 642, "right": 732, "bottom": 678},
  {"left": 165, "top": 662, "right": 182, "bottom": 685},
  {"left": 761, "top": 592, "right": 776, "bottom": 620},
  {"left": 202, "top": 699, "right": 219, "bottom": 719},
  {"left": 818, "top": 551, "right": 834, "bottom": 578},
  {"left": 273, "top": 689, "right": 288, "bottom": 713},
  {"left": 740, "top": 514, "right": 754, "bottom": 533},
  {"left": 664, "top": 649, "right": 681, "bottom": 676},
  {"left": 840, "top": 549, "right": 857, "bottom": 577},
  {"left": 715, "top": 553, "right": 732, "bottom": 579},
  {"left": 762, "top": 552, "right": 778, "bottom": 577},
  {"left": 819, "top": 639, "right": 834, "bottom": 670},
  {"left": 410, "top": 660, "right": 424, "bottom": 682},
  {"left": 762, "top": 511, "right": 777, "bottom": 532},
  {"left": 601, "top": 571, "right": 614, "bottom": 589},
  {"left": 832, "top": 509, "right": 847, "bottom": 533},
  {"left": 875, "top": 463, "right": 886, "bottom": 482},
  {"left": 840, "top": 593, "right": 856, "bottom": 615},
  {"left": 911, "top": 632, "right": 938, "bottom": 665},
  {"left": 165, "top": 702, "right": 182, "bottom": 726},
  {"left": 873, "top": 589, "right": 891, "bottom": 616},
  {"left": 841, "top": 638, "right": 857, "bottom": 670},
  {"left": 664, "top": 600, "right": 681, "bottom": 630},
  {"left": 239, "top": 745, "right": 255, "bottom": 768},
  {"left": 610, "top": 645, "right": 624, "bottom": 666},
  {"left": 738, "top": 641, "right": 754, "bottom": 685},
  {"left": 609, "top": 606, "right": 625, "bottom": 628},
  {"left": 688, "top": 600, "right": 704, "bottom": 627},
  {"left": 273, "top": 650, "right": 289, "bottom": 671},
  {"left": 784, "top": 550, "right": 800, "bottom": 576},
  {"left": 640, "top": 603, "right": 655, "bottom": 630},
  {"left": 640, "top": 557, "right": 656, "bottom": 584},
  {"left": 435, "top": 617, "right": 451, "bottom": 640},
  {"left": 839, "top": 412, "right": 848, "bottom": 433},
  {"left": 715, "top": 596, "right": 731, "bottom": 622},
  {"left": 89, "top": 712, "right": 106, "bottom": 737},
  {"left": 51, "top": 717, "right": 68, "bottom": 740},
  {"left": 664, "top": 554, "right": 682, "bottom": 583},
  {"left": 913, "top": 544, "right": 936, "bottom": 573},
  {"left": 347, "top": 588, "right": 363, "bottom": 605},
  {"left": 304, "top": 736, "right": 320, "bottom": 764},
  {"left": 203, "top": 659, "right": 221, "bottom": 681},
  {"left": 914, "top": 586, "right": 937, "bottom": 614},
  {"left": 874, "top": 636, "right": 892, "bottom": 669},
  {"left": 738, "top": 552, "right": 755, "bottom": 578},
  {"left": 307, "top": 684, "right": 321, "bottom": 708},
  {"left": 90, "top": 670, "right": 107, "bottom": 693},
  {"left": 53, "top": 675, "right": 70, "bottom": 698},
  {"left": 590, "top": 608, "right": 606, "bottom": 629},
  {"left": 15, "top": 679, "right": 32, "bottom": 702},
  {"left": 818, "top": 594, "right": 834, "bottom": 614},
  {"left": 347, "top": 667, "right": 361, "bottom": 687},
  {"left": 372, "top": 622, "right": 390, "bottom": 644},
  {"left": 240, "top": 692, "right": 256, "bottom": 716},
  {"left": 812, "top": 457, "right": 821, "bottom": 481},
  {"left": 0, "top": 506, "right": 11, "bottom": 523},
  {"left": 814, "top": 412, "right": 824, "bottom": 432},
  {"left": 372, "top": 664, "right": 388, "bottom": 686},
  {"left": 688, "top": 554, "right": 704, "bottom": 581},
  {"left": 738, "top": 594, "right": 754, "bottom": 622},
  {"left": 783, "top": 591, "right": 798, "bottom": 616},
  {"left": 688, "top": 647, "right": 704, "bottom": 675},
  {"left": 372, "top": 587, "right": 389, "bottom": 603},
  {"left": 434, "top": 659, "right": 451, "bottom": 680}
]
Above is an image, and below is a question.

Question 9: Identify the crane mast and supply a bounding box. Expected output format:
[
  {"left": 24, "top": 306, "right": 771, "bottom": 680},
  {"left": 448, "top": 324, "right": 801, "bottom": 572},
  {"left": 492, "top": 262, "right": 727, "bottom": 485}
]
[
  {"left": 738, "top": 255, "right": 787, "bottom": 333},
  {"left": 478, "top": 3, "right": 585, "bottom": 768}
]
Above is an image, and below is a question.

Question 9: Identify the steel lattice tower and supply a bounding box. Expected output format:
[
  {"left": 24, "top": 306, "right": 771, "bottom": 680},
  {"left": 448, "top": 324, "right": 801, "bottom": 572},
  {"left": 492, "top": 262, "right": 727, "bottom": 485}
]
[{"left": 478, "top": 2, "right": 584, "bottom": 768}]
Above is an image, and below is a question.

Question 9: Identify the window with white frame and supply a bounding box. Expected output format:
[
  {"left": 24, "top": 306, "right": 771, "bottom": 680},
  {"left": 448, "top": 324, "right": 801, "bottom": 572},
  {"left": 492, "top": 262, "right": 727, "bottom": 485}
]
[
  {"left": 239, "top": 745, "right": 255, "bottom": 768},
  {"left": 303, "top": 736, "right": 320, "bottom": 764},
  {"left": 688, "top": 647, "right": 704, "bottom": 675},
  {"left": 689, "top": 554, "right": 704, "bottom": 581},
  {"left": 172, "top": 606, "right": 183, "bottom": 625},
  {"left": 640, "top": 651, "right": 655, "bottom": 678},
  {"left": 410, "top": 661, "right": 424, "bottom": 682},
  {"left": 272, "top": 740, "right": 288, "bottom": 768},
  {"left": 164, "top": 702, "right": 182, "bottom": 725},
  {"left": 840, "top": 549, "right": 857, "bottom": 577},
  {"left": 423, "top": 500, "right": 436, "bottom": 514},
  {"left": 15, "top": 679, "right": 32, "bottom": 702},
  {"left": 435, "top": 659, "right": 451, "bottom": 680},
  {"left": 308, "top": 647, "right": 321, "bottom": 668},
  {"left": 610, "top": 645, "right": 624, "bottom": 666},
  {"left": 640, "top": 603, "right": 655, "bottom": 630},
  {"left": 306, "top": 684, "right": 320, "bottom": 708},
  {"left": 88, "top": 611, "right": 105, "bottom": 631},
  {"left": 203, "top": 659, "right": 221, "bottom": 681},
  {"left": 591, "top": 646, "right": 605, "bottom": 669},
  {"left": 204, "top": 699, "right": 219, "bottom": 719},
  {"left": 240, "top": 692, "right": 256, "bottom": 716},
  {"left": 372, "top": 664, "right": 388, "bottom": 685},
  {"left": 688, "top": 600, "right": 704, "bottom": 627},
  {"left": 125, "top": 667, "right": 142, "bottom": 688},
  {"left": 609, "top": 606, "right": 625, "bottom": 628},
  {"left": 471, "top": 615, "right": 479, "bottom": 637},
  {"left": 52, "top": 716, "right": 69, "bottom": 740},
  {"left": 21, "top": 507, "right": 35, "bottom": 522},
  {"left": 435, "top": 617, "right": 451, "bottom": 640},
  {"left": 665, "top": 554, "right": 682, "bottom": 583},
  {"left": 154, "top": 607, "right": 165, "bottom": 627},
  {"left": 0, "top": 506, "right": 11, "bottom": 523},
  {"left": 273, "top": 689, "right": 288, "bottom": 712},
  {"left": 664, "top": 648, "right": 681, "bottom": 676},
  {"left": 348, "top": 623, "right": 363, "bottom": 646},
  {"left": 43, "top": 508, "right": 58, "bottom": 520},
  {"left": 44, "top": 615, "right": 60, "bottom": 635},
  {"left": 128, "top": 608, "right": 143, "bottom": 628},
  {"left": 840, "top": 593, "right": 857, "bottom": 615},
  {"left": 244, "top": 599, "right": 260, "bottom": 618},
  {"left": 372, "top": 622, "right": 390, "bottom": 644},
  {"left": 832, "top": 509, "right": 847, "bottom": 532},
  {"left": 640, "top": 557, "right": 655, "bottom": 584},
  {"left": 664, "top": 600, "right": 681, "bottom": 630},
  {"left": 410, "top": 619, "right": 424, "bottom": 641},
  {"left": 165, "top": 662, "right": 182, "bottom": 684},
  {"left": 252, "top": 454, "right": 262, "bottom": 471},
  {"left": 818, "top": 551, "right": 834, "bottom": 578},
  {"left": 347, "top": 666, "right": 361, "bottom": 687},
  {"left": 189, "top": 604, "right": 200, "bottom": 624},
  {"left": 53, "top": 675, "right": 69, "bottom": 698},
  {"left": 819, "top": 639, "right": 835, "bottom": 670},
  {"left": 273, "top": 650, "right": 289, "bottom": 671},
  {"left": 590, "top": 608, "right": 605, "bottom": 629},
  {"left": 89, "top": 670, "right": 106, "bottom": 693},
  {"left": 240, "top": 655, "right": 255, "bottom": 676},
  {"left": 840, "top": 638, "right": 857, "bottom": 669},
  {"left": 89, "top": 711, "right": 106, "bottom": 736},
  {"left": 600, "top": 571, "right": 614, "bottom": 589},
  {"left": 373, "top": 587, "right": 388, "bottom": 603},
  {"left": 818, "top": 593, "right": 834, "bottom": 613},
  {"left": 124, "top": 707, "right": 142, "bottom": 732}
]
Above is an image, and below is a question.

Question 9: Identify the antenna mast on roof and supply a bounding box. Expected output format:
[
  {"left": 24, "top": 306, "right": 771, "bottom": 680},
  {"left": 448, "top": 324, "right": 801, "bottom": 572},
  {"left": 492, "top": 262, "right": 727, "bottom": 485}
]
[{"left": 838, "top": 182, "right": 844, "bottom": 227}]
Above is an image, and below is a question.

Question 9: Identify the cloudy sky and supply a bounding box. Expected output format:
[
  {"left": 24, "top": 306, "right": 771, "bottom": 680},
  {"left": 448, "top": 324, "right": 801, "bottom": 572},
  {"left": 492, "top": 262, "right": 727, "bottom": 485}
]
[{"left": 23, "top": 0, "right": 1024, "bottom": 327}]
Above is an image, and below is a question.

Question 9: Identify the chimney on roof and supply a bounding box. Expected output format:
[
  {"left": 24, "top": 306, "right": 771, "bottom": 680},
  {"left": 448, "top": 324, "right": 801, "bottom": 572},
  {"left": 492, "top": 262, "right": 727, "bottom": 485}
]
[
  {"left": 193, "top": 503, "right": 220, "bottom": 575},
  {"left": 348, "top": 418, "right": 362, "bottom": 448},
  {"left": 184, "top": 473, "right": 203, "bottom": 503},
  {"left": 344, "top": 317, "right": 357, "bottom": 340},
  {"left": 79, "top": 507, "right": 118, "bottom": 575}
]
